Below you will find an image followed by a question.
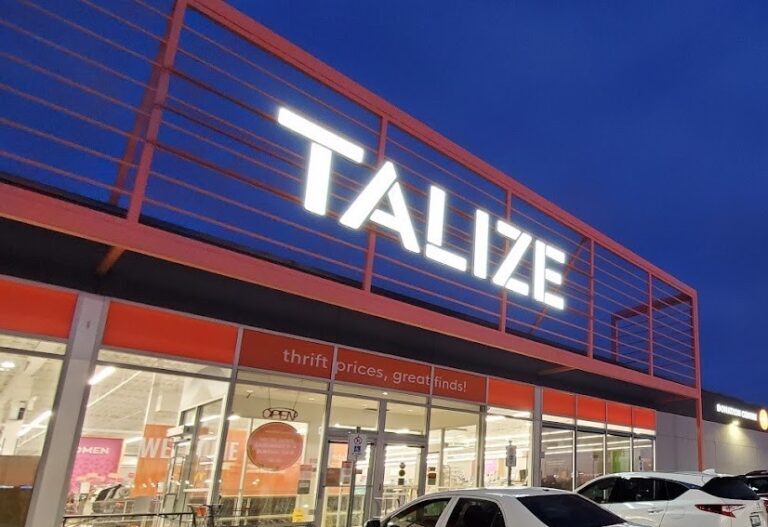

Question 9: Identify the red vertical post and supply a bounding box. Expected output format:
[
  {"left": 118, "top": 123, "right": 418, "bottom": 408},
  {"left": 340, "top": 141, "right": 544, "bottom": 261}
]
[
  {"left": 610, "top": 314, "right": 619, "bottom": 362},
  {"left": 691, "top": 292, "right": 704, "bottom": 470},
  {"left": 498, "top": 191, "right": 512, "bottom": 331},
  {"left": 362, "top": 116, "right": 388, "bottom": 292},
  {"left": 647, "top": 272, "right": 654, "bottom": 376},
  {"left": 126, "top": 0, "right": 188, "bottom": 223},
  {"left": 588, "top": 238, "right": 595, "bottom": 358}
]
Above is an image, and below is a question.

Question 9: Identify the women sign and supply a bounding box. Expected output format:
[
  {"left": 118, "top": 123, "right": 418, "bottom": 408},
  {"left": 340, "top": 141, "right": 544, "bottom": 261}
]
[{"left": 247, "top": 422, "right": 304, "bottom": 471}]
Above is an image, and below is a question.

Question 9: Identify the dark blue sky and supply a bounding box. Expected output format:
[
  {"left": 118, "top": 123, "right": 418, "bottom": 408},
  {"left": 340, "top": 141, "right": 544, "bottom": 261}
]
[{"left": 234, "top": 1, "right": 768, "bottom": 404}]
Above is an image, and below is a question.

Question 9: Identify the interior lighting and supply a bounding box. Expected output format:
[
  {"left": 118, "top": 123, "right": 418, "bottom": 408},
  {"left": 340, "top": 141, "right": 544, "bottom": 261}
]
[
  {"left": 17, "top": 410, "right": 52, "bottom": 436},
  {"left": 227, "top": 414, "right": 240, "bottom": 421},
  {"left": 89, "top": 366, "right": 116, "bottom": 386},
  {"left": 124, "top": 437, "right": 143, "bottom": 445},
  {"left": 0, "top": 361, "right": 15, "bottom": 369}
]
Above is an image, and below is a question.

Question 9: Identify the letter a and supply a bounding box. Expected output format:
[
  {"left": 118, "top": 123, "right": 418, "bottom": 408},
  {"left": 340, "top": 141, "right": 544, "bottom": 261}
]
[{"left": 340, "top": 162, "right": 420, "bottom": 253}]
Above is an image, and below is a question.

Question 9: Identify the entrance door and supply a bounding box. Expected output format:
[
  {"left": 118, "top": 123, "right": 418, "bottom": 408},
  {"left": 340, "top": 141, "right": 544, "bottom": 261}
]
[
  {"left": 377, "top": 443, "right": 424, "bottom": 518},
  {"left": 320, "top": 440, "right": 375, "bottom": 527}
]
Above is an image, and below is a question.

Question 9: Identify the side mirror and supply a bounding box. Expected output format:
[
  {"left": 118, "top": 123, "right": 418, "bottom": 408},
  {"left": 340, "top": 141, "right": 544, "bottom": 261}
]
[{"left": 365, "top": 520, "right": 382, "bottom": 527}]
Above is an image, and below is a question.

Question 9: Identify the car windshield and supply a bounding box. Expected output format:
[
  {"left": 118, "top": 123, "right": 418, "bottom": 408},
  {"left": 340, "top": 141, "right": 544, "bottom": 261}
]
[
  {"left": 518, "top": 494, "right": 626, "bottom": 527},
  {"left": 702, "top": 477, "right": 759, "bottom": 500}
]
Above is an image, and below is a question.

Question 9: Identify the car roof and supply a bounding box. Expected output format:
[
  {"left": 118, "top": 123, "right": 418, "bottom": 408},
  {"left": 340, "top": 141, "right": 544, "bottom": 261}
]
[
  {"left": 416, "top": 487, "right": 574, "bottom": 500},
  {"left": 581, "top": 471, "right": 728, "bottom": 487}
]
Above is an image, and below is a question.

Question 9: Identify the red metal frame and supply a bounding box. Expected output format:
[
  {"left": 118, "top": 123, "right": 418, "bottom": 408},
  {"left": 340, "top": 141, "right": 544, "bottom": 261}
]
[
  {"left": 0, "top": 181, "right": 699, "bottom": 401},
  {"left": 0, "top": 0, "right": 704, "bottom": 464}
]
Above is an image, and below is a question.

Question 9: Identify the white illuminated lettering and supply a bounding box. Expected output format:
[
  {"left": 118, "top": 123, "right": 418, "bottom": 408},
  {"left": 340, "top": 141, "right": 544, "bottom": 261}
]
[
  {"left": 277, "top": 107, "right": 365, "bottom": 215},
  {"left": 473, "top": 209, "right": 490, "bottom": 279},
  {"left": 492, "top": 220, "right": 532, "bottom": 296},
  {"left": 716, "top": 403, "right": 758, "bottom": 421},
  {"left": 279, "top": 108, "right": 573, "bottom": 309},
  {"left": 425, "top": 186, "right": 468, "bottom": 271},
  {"left": 533, "top": 240, "right": 566, "bottom": 310},
  {"left": 340, "top": 162, "right": 420, "bottom": 253}
]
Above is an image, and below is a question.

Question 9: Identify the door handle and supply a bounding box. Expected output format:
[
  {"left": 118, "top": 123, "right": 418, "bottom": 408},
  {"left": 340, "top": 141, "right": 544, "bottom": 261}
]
[{"left": 647, "top": 508, "right": 663, "bottom": 514}]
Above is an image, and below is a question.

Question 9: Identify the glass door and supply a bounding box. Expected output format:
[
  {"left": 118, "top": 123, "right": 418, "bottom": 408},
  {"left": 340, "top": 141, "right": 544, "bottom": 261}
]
[
  {"left": 320, "top": 440, "right": 375, "bottom": 527},
  {"left": 378, "top": 443, "right": 424, "bottom": 518}
]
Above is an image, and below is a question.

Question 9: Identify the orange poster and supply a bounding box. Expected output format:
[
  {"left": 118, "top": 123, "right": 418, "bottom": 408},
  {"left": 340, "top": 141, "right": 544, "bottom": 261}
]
[{"left": 132, "top": 424, "right": 173, "bottom": 497}]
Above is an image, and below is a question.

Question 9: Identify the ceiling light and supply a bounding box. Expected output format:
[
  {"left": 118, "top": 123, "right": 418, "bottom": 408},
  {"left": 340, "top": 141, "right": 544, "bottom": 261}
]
[
  {"left": 89, "top": 366, "right": 116, "bottom": 386},
  {"left": 0, "top": 361, "right": 15, "bottom": 369},
  {"left": 17, "top": 410, "right": 52, "bottom": 436},
  {"left": 227, "top": 414, "right": 240, "bottom": 421}
]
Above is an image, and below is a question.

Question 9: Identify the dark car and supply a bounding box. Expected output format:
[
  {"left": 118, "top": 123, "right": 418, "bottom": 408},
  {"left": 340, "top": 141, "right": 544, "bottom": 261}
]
[{"left": 744, "top": 471, "right": 768, "bottom": 498}]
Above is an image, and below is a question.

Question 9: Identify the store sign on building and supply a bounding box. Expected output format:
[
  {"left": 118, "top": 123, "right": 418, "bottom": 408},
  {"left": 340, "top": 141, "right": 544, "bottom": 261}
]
[
  {"left": 278, "top": 107, "right": 568, "bottom": 310},
  {"left": 716, "top": 403, "right": 768, "bottom": 431}
]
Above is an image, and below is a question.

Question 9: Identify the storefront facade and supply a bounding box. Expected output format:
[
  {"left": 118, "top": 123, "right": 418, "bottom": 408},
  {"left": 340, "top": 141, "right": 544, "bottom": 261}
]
[
  {"left": 0, "top": 1, "right": 701, "bottom": 526},
  {"left": 0, "top": 279, "right": 658, "bottom": 526}
]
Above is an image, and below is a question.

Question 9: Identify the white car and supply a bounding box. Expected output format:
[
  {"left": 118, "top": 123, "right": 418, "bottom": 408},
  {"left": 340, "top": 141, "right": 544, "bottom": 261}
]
[
  {"left": 364, "top": 487, "right": 638, "bottom": 527},
  {"left": 576, "top": 471, "right": 768, "bottom": 527}
]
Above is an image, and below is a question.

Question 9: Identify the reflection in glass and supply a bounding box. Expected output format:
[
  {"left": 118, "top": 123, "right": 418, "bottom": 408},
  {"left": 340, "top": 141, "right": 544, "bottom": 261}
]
[
  {"left": 321, "top": 442, "right": 372, "bottom": 527},
  {"left": 329, "top": 396, "right": 379, "bottom": 431},
  {"left": 576, "top": 432, "right": 604, "bottom": 487},
  {"left": 607, "top": 434, "right": 632, "bottom": 473},
  {"left": 0, "top": 348, "right": 62, "bottom": 525},
  {"left": 541, "top": 428, "right": 574, "bottom": 490},
  {"left": 381, "top": 445, "right": 422, "bottom": 517},
  {"left": 384, "top": 403, "right": 426, "bottom": 436},
  {"left": 427, "top": 409, "right": 478, "bottom": 492},
  {"left": 483, "top": 412, "right": 532, "bottom": 487},
  {"left": 64, "top": 366, "right": 228, "bottom": 516},
  {"left": 633, "top": 437, "right": 654, "bottom": 471},
  {"left": 224, "top": 384, "right": 327, "bottom": 524}
]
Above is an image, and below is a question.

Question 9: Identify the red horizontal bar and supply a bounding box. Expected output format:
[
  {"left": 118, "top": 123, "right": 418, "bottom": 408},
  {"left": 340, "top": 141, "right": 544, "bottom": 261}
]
[
  {"left": 0, "top": 182, "right": 699, "bottom": 399},
  {"left": 187, "top": 0, "right": 696, "bottom": 298}
]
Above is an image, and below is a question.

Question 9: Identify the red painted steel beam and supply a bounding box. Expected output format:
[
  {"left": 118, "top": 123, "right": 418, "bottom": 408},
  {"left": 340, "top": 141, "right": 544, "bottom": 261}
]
[
  {"left": 96, "top": 0, "right": 188, "bottom": 276},
  {"left": 612, "top": 292, "right": 690, "bottom": 320},
  {"left": 0, "top": 182, "right": 699, "bottom": 401},
  {"left": 187, "top": 0, "right": 695, "bottom": 299}
]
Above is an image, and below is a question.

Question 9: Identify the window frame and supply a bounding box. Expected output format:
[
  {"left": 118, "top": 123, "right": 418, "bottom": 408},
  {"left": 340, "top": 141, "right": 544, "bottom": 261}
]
[
  {"left": 383, "top": 497, "right": 453, "bottom": 527},
  {"left": 443, "top": 496, "right": 507, "bottom": 527},
  {"left": 578, "top": 476, "right": 619, "bottom": 504}
]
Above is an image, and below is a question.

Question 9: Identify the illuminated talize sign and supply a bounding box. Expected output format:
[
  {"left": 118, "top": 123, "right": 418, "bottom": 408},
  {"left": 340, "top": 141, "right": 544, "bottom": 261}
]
[
  {"left": 278, "top": 107, "right": 568, "bottom": 310},
  {"left": 716, "top": 403, "right": 758, "bottom": 421}
]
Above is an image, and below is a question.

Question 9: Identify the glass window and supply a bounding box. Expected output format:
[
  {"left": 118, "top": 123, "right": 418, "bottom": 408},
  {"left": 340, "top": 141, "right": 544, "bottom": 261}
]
[
  {"left": 237, "top": 370, "right": 328, "bottom": 392},
  {"left": 613, "top": 477, "right": 660, "bottom": 502},
  {"left": 0, "top": 347, "right": 63, "bottom": 525},
  {"left": 334, "top": 384, "right": 427, "bottom": 405},
  {"left": 385, "top": 402, "right": 426, "bottom": 436},
  {"left": 427, "top": 408, "right": 478, "bottom": 492},
  {"left": 483, "top": 411, "right": 532, "bottom": 487},
  {"left": 541, "top": 428, "right": 573, "bottom": 490},
  {"left": 99, "top": 349, "right": 230, "bottom": 378},
  {"left": 518, "top": 494, "right": 626, "bottom": 527},
  {"left": 606, "top": 434, "right": 631, "bottom": 473},
  {"left": 576, "top": 431, "right": 604, "bottom": 487},
  {"left": 381, "top": 445, "right": 423, "bottom": 517},
  {"left": 579, "top": 477, "right": 617, "bottom": 504},
  {"left": 664, "top": 480, "right": 691, "bottom": 500},
  {"left": 385, "top": 498, "right": 450, "bottom": 527},
  {"left": 225, "top": 383, "right": 326, "bottom": 524},
  {"left": 64, "top": 364, "right": 228, "bottom": 516},
  {"left": 329, "top": 396, "right": 378, "bottom": 431},
  {"left": 445, "top": 498, "right": 506, "bottom": 527},
  {"left": 633, "top": 437, "right": 654, "bottom": 471}
]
